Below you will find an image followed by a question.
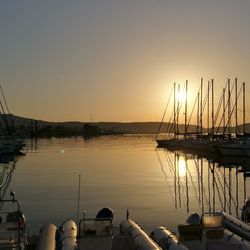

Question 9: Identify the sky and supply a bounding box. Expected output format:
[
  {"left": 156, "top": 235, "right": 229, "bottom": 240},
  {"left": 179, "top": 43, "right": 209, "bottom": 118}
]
[{"left": 0, "top": 0, "right": 249, "bottom": 122}]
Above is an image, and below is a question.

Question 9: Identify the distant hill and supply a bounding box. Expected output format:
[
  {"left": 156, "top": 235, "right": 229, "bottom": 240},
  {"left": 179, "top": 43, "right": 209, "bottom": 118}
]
[{"left": 3, "top": 114, "right": 250, "bottom": 135}]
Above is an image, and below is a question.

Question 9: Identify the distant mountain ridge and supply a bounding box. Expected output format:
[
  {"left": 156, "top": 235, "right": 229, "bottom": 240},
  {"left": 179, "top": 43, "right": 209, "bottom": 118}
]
[{"left": 4, "top": 114, "right": 250, "bottom": 134}]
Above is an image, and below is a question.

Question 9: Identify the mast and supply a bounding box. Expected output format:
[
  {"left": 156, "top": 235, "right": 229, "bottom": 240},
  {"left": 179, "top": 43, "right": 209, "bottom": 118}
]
[
  {"left": 228, "top": 79, "right": 231, "bottom": 137},
  {"left": 243, "top": 82, "right": 246, "bottom": 135},
  {"left": 155, "top": 84, "right": 174, "bottom": 140},
  {"left": 200, "top": 78, "right": 203, "bottom": 136},
  {"left": 207, "top": 81, "right": 210, "bottom": 137},
  {"left": 185, "top": 155, "right": 189, "bottom": 213},
  {"left": 0, "top": 101, "right": 10, "bottom": 134},
  {"left": 177, "top": 84, "right": 180, "bottom": 138},
  {"left": 184, "top": 80, "right": 188, "bottom": 140},
  {"left": 223, "top": 88, "right": 226, "bottom": 134},
  {"left": 0, "top": 85, "right": 13, "bottom": 131},
  {"left": 211, "top": 79, "right": 214, "bottom": 139},
  {"left": 197, "top": 92, "right": 200, "bottom": 136},
  {"left": 174, "top": 83, "right": 176, "bottom": 139},
  {"left": 235, "top": 78, "right": 238, "bottom": 137}
]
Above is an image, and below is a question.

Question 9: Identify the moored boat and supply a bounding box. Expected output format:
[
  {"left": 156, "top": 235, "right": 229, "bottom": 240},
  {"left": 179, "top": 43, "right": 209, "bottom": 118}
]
[
  {"left": 37, "top": 208, "right": 163, "bottom": 250},
  {"left": 215, "top": 140, "right": 246, "bottom": 157},
  {"left": 35, "top": 203, "right": 250, "bottom": 250},
  {"left": 151, "top": 212, "right": 250, "bottom": 250},
  {"left": 0, "top": 142, "right": 16, "bottom": 155},
  {"left": 157, "top": 139, "right": 184, "bottom": 149},
  {"left": 222, "top": 212, "right": 250, "bottom": 241},
  {"left": 0, "top": 191, "right": 28, "bottom": 249}
]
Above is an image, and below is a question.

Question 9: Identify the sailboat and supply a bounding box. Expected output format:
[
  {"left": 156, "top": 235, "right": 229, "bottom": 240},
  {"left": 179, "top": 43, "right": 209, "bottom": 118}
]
[
  {"left": 0, "top": 86, "right": 25, "bottom": 156},
  {"left": 216, "top": 81, "right": 250, "bottom": 157},
  {"left": 156, "top": 81, "right": 188, "bottom": 149}
]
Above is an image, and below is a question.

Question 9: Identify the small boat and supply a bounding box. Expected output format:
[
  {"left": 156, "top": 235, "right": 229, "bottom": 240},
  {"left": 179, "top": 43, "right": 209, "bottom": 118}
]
[
  {"left": 37, "top": 207, "right": 250, "bottom": 250},
  {"left": 0, "top": 142, "right": 16, "bottom": 155},
  {"left": 37, "top": 208, "right": 162, "bottom": 250},
  {"left": 0, "top": 191, "right": 28, "bottom": 249},
  {"left": 157, "top": 139, "right": 184, "bottom": 149},
  {"left": 0, "top": 138, "right": 25, "bottom": 156},
  {"left": 151, "top": 212, "right": 250, "bottom": 250},
  {"left": 216, "top": 140, "right": 246, "bottom": 156},
  {"left": 222, "top": 212, "right": 250, "bottom": 241},
  {"left": 215, "top": 139, "right": 250, "bottom": 157},
  {"left": 77, "top": 207, "right": 161, "bottom": 250},
  {"left": 76, "top": 207, "right": 115, "bottom": 250}
]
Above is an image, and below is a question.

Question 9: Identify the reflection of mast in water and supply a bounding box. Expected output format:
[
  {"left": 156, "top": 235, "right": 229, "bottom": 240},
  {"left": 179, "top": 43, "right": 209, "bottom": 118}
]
[
  {"left": 194, "top": 158, "right": 201, "bottom": 204},
  {"left": 224, "top": 167, "right": 226, "bottom": 212},
  {"left": 210, "top": 164, "right": 244, "bottom": 216},
  {"left": 185, "top": 155, "right": 189, "bottom": 213},
  {"left": 0, "top": 161, "right": 16, "bottom": 203},
  {"left": 201, "top": 158, "right": 204, "bottom": 213},
  {"left": 30, "top": 138, "right": 38, "bottom": 151},
  {"left": 155, "top": 150, "right": 175, "bottom": 204},
  {"left": 174, "top": 153, "right": 177, "bottom": 209},
  {"left": 157, "top": 149, "right": 248, "bottom": 216},
  {"left": 244, "top": 175, "right": 246, "bottom": 202},
  {"left": 216, "top": 167, "right": 239, "bottom": 212},
  {"left": 229, "top": 168, "right": 232, "bottom": 214},
  {"left": 236, "top": 167, "right": 239, "bottom": 218},
  {"left": 177, "top": 154, "right": 181, "bottom": 209},
  {"left": 208, "top": 162, "right": 211, "bottom": 213},
  {"left": 212, "top": 163, "right": 215, "bottom": 212},
  {"left": 157, "top": 150, "right": 191, "bottom": 211},
  {"left": 163, "top": 152, "right": 179, "bottom": 207}
]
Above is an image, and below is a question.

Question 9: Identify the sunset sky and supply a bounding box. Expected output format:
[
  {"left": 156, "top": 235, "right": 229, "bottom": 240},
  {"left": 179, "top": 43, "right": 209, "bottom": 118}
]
[{"left": 0, "top": 0, "right": 249, "bottom": 122}]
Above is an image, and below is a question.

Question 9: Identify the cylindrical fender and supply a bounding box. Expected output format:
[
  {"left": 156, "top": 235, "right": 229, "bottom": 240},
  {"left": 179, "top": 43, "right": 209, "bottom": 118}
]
[
  {"left": 151, "top": 226, "right": 188, "bottom": 250},
  {"left": 60, "top": 220, "right": 78, "bottom": 250},
  {"left": 37, "top": 223, "right": 57, "bottom": 250},
  {"left": 120, "top": 219, "right": 161, "bottom": 250}
]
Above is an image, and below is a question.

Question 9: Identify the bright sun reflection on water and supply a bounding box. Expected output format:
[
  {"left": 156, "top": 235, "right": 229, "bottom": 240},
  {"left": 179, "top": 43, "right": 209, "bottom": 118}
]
[{"left": 178, "top": 158, "right": 186, "bottom": 177}]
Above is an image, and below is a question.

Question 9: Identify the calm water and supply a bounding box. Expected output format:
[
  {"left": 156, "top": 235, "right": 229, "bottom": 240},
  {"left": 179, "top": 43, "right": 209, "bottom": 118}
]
[{"left": 0, "top": 135, "right": 249, "bottom": 234}]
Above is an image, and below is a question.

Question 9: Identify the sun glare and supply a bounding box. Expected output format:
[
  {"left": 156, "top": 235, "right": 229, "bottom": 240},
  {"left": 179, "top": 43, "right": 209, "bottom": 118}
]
[
  {"left": 177, "top": 91, "right": 186, "bottom": 103},
  {"left": 178, "top": 158, "right": 187, "bottom": 177}
]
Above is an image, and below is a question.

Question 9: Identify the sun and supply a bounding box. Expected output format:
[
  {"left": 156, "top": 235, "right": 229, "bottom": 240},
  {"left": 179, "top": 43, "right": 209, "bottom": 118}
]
[{"left": 177, "top": 90, "right": 186, "bottom": 103}]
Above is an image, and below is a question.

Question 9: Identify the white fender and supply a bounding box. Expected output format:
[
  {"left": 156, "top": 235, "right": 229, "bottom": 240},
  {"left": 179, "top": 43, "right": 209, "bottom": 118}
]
[
  {"left": 60, "top": 220, "right": 78, "bottom": 250},
  {"left": 120, "top": 219, "right": 161, "bottom": 250},
  {"left": 37, "top": 224, "right": 57, "bottom": 250},
  {"left": 151, "top": 226, "right": 188, "bottom": 250}
]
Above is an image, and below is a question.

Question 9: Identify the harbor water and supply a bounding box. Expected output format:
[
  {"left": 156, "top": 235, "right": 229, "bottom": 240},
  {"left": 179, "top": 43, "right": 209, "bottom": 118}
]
[{"left": 0, "top": 135, "right": 249, "bottom": 234}]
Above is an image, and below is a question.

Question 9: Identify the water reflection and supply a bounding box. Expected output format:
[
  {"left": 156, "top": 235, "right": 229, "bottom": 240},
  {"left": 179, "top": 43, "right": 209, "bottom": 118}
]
[
  {"left": 156, "top": 149, "right": 249, "bottom": 219},
  {"left": 178, "top": 158, "right": 186, "bottom": 177},
  {"left": 2, "top": 136, "right": 249, "bottom": 234}
]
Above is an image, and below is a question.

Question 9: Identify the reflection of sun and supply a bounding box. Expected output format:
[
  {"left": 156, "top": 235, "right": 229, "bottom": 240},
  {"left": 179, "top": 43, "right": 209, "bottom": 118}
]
[
  {"left": 178, "top": 158, "right": 186, "bottom": 177},
  {"left": 177, "top": 91, "right": 186, "bottom": 103}
]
